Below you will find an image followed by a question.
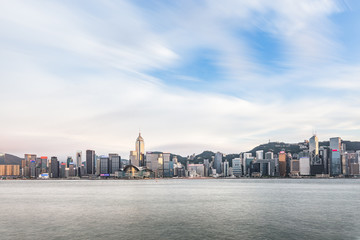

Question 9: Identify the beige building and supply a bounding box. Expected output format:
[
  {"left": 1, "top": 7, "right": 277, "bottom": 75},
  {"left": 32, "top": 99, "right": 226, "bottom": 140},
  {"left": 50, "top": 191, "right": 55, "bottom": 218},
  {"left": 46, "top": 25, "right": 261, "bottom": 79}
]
[
  {"left": 129, "top": 132, "right": 145, "bottom": 167},
  {"left": 0, "top": 165, "right": 20, "bottom": 176}
]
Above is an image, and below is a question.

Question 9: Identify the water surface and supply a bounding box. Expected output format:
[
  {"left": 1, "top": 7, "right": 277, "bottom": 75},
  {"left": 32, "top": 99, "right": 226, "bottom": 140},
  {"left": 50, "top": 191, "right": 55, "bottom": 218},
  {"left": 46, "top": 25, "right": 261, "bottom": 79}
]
[{"left": 0, "top": 179, "right": 359, "bottom": 240}]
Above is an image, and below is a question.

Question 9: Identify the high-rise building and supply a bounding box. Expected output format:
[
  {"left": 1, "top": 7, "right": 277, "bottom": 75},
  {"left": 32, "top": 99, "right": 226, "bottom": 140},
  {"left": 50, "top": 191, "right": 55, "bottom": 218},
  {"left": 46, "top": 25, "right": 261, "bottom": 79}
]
[
  {"left": 76, "top": 151, "right": 82, "bottom": 168},
  {"left": 100, "top": 156, "right": 110, "bottom": 175},
  {"left": 146, "top": 152, "right": 165, "bottom": 177},
  {"left": 330, "top": 137, "right": 341, "bottom": 152},
  {"left": 50, "top": 157, "right": 59, "bottom": 178},
  {"left": 69, "top": 163, "right": 75, "bottom": 177},
  {"left": 329, "top": 137, "right": 342, "bottom": 176},
  {"left": 290, "top": 160, "right": 300, "bottom": 176},
  {"left": 223, "top": 160, "right": 229, "bottom": 177},
  {"left": 0, "top": 165, "right": 20, "bottom": 176},
  {"left": 29, "top": 160, "right": 36, "bottom": 178},
  {"left": 40, "top": 156, "right": 48, "bottom": 173},
  {"left": 242, "top": 153, "right": 252, "bottom": 175},
  {"left": 279, "top": 151, "right": 286, "bottom": 177},
  {"left": 214, "top": 152, "right": 222, "bottom": 174},
  {"left": 23, "top": 154, "right": 36, "bottom": 177},
  {"left": 66, "top": 156, "right": 73, "bottom": 168},
  {"left": 129, "top": 151, "right": 137, "bottom": 166},
  {"left": 187, "top": 164, "right": 205, "bottom": 177},
  {"left": 256, "top": 150, "right": 264, "bottom": 160},
  {"left": 162, "top": 153, "right": 171, "bottom": 177},
  {"left": 254, "top": 159, "right": 276, "bottom": 176},
  {"left": 136, "top": 132, "right": 145, "bottom": 167},
  {"left": 110, "top": 154, "right": 121, "bottom": 174},
  {"left": 309, "top": 135, "right": 319, "bottom": 164},
  {"left": 86, "top": 150, "right": 95, "bottom": 175},
  {"left": 232, "top": 158, "right": 242, "bottom": 177},
  {"left": 319, "top": 147, "right": 329, "bottom": 174},
  {"left": 299, "top": 157, "right": 310, "bottom": 175},
  {"left": 265, "top": 151, "right": 273, "bottom": 160},
  {"left": 203, "top": 159, "right": 210, "bottom": 177},
  {"left": 60, "top": 163, "right": 66, "bottom": 178},
  {"left": 330, "top": 150, "right": 341, "bottom": 176}
]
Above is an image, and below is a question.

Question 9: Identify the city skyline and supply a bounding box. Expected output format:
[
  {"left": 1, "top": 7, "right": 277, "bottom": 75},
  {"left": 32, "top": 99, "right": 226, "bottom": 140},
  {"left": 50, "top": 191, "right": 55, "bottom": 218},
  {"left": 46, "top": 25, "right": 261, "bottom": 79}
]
[
  {"left": 2, "top": 132, "right": 359, "bottom": 161},
  {"left": 1, "top": 1, "right": 360, "bottom": 158}
]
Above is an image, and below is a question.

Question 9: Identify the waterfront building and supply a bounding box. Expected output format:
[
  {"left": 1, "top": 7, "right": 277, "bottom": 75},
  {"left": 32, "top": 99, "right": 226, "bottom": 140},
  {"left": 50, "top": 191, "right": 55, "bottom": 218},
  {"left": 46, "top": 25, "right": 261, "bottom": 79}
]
[
  {"left": 214, "top": 152, "right": 222, "bottom": 174},
  {"left": 244, "top": 156, "right": 254, "bottom": 176},
  {"left": 309, "top": 135, "right": 324, "bottom": 175},
  {"left": 60, "top": 163, "right": 66, "bottom": 178},
  {"left": 146, "top": 152, "right": 164, "bottom": 177},
  {"left": 290, "top": 160, "right": 300, "bottom": 176},
  {"left": 66, "top": 157, "right": 73, "bottom": 168},
  {"left": 76, "top": 151, "right": 82, "bottom": 167},
  {"left": 187, "top": 164, "right": 205, "bottom": 177},
  {"left": 329, "top": 137, "right": 342, "bottom": 176},
  {"left": 174, "top": 162, "right": 185, "bottom": 177},
  {"left": 100, "top": 156, "right": 110, "bottom": 174},
  {"left": 279, "top": 151, "right": 287, "bottom": 177},
  {"left": 86, "top": 150, "right": 95, "bottom": 175},
  {"left": 29, "top": 159, "right": 36, "bottom": 178},
  {"left": 136, "top": 133, "right": 145, "bottom": 167},
  {"left": 254, "top": 159, "right": 276, "bottom": 176},
  {"left": 309, "top": 135, "right": 319, "bottom": 164},
  {"left": 319, "top": 147, "right": 329, "bottom": 174},
  {"left": 50, "top": 157, "right": 59, "bottom": 178},
  {"left": 256, "top": 150, "right": 264, "bottom": 160},
  {"left": 69, "top": 163, "right": 75, "bottom": 177},
  {"left": 204, "top": 159, "right": 210, "bottom": 177},
  {"left": 40, "top": 156, "right": 48, "bottom": 173},
  {"left": 330, "top": 150, "right": 341, "bottom": 176},
  {"left": 162, "top": 153, "right": 172, "bottom": 177},
  {"left": 223, "top": 160, "right": 229, "bottom": 177},
  {"left": 110, "top": 155, "right": 121, "bottom": 174},
  {"left": 232, "top": 158, "right": 242, "bottom": 177},
  {"left": 330, "top": 137, "right": 341, "bottom": 152},
  {"left": 129, "top": 151, "right": 137, "bottom": 166},
  {"left": 349, "top": 163, "right": 360, "bottom": 175},
  {"left": 265, "top": 151, "right": 273, "bottom": 160},
  {"left": 243, "top": 153, "right": 252, "bottom": 175},
  {"left": 95, "top": 155, "right": 100, "bottom": 175},
  {"left": 0, "top": 165, "right": 20, "bottom": 177},
  {"left": 299, "top": 157, "right": 310, "bottom": 175},
  {"left": 24, "top": 154, "right": 36, "bottom": 178}
]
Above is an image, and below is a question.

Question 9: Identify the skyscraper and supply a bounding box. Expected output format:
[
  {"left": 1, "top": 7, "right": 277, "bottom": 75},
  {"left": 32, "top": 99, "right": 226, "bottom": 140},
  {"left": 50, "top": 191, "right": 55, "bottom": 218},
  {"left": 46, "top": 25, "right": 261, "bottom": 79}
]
[
  {"left": 50, "top": 157, "right": 59, "bottom": 178},
  {"left": 66, "top": 156, "right": 73, "bottom": 168},
  {"left": 279, "top": 151, "right": 286, "bottom": 177},
  {"left": 256, "top": 150, "right": 264, "bottom": 160},
  {"left": 100, "top": 156, "right": 110, "bottom": 175},
  {"left": 76, "top": 151, "right": 82, "bottom": 168},
  {"left": 136, "top": 132, "right": 145, "bottom": 167},
  {"left": 86, "top": 150, "right": 95, "bottom": 175},
  {"left": 330, "top": 137, "right": 341, "bottom": 152},
  {"left": 223, "top": 160, "right": 229, "bottom": 177},
  {"left": 214, "top": 152, "right": 222, "bottom": 174},
  {"left": 232, "top": 158, "right": 242, "bottom": 177},
  {"left": 265, "top": 151, "right": 273, "bottom": 160},
  {"left": 309, "top": 135, "right": 319, "bottom": 165},
  {"left": 329, "top": 137, "right": 342, "bottom": 176}
]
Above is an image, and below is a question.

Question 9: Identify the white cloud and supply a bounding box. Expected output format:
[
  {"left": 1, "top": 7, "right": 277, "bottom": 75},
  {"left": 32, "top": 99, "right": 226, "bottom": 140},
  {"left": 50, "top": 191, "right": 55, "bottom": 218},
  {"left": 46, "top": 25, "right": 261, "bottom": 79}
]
[{"left": 1, "top": 0, "right": 360, "bottom": 160}]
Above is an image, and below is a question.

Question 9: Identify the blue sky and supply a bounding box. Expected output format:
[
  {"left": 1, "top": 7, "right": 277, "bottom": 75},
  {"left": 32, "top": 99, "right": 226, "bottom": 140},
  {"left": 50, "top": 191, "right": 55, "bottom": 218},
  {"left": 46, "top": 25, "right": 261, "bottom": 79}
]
[{"left": 1, "top": 0, "right": 360, "bottom": 159}]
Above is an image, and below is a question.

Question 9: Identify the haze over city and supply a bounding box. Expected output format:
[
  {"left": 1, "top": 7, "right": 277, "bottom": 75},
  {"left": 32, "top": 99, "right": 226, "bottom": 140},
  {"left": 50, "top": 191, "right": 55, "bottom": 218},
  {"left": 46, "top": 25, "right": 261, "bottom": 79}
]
[{"left": 1, "top": 0, "right": 360, "bottom": 159}]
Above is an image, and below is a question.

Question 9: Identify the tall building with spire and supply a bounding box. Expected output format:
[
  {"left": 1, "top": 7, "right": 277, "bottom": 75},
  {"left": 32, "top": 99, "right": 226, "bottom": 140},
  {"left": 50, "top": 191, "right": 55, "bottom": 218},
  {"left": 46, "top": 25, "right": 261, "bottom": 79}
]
[{"left": 130, "top": 132, "right": 145, "bottom": 167}]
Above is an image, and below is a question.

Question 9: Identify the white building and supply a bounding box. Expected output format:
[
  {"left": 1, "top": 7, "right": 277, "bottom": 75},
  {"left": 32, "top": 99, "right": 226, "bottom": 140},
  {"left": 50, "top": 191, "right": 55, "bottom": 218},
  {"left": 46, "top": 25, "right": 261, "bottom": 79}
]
[
  {"left": 299, "top": 157, "right": 310, "bottom": 175},
  {"left": 256, "top": 150, "right": 264, "bottom": 160},
  {"left": 232, "top": 158, "right": 242, "bottom": 177}
]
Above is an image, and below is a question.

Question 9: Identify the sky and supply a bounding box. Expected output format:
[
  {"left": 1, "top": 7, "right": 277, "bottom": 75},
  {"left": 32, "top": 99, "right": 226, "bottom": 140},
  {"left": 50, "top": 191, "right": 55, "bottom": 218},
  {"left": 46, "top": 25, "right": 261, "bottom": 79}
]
[{"left": 1, "top": 0, "right": 360, "bottom": 160}]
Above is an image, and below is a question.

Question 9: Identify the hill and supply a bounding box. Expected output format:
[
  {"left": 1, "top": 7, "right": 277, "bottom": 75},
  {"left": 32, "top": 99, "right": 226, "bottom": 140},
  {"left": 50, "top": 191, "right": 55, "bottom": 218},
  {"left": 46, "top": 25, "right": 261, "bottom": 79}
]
[{"left": 0, "top": 153, "right": 23, "bottom": 165}]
